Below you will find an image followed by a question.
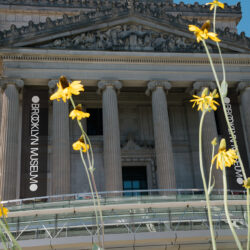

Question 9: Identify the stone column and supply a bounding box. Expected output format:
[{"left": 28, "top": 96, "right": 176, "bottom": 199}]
[
  {"left": 98, "top": 80, "right": 122, "bottom": 192},
  {"left": 185, "top": 100, "right": 203, "bottom": 189},
  {"left": 193, "top": 81, "right": 222, "bottom": 189},
  {"left": 146, "top": 80, "right": 176, "bottom": 190},
  {"left": 0, "top": 86, "right": 2, "bottom": 138},
  {"left": 49, "top": 80, "right": 71, "bottom": 195},
  {"left": 237, "top": 81, "right": 250, "bottom": 163},
  {"left": 0, "top": 79, "right": 24, "bottom": 200}
]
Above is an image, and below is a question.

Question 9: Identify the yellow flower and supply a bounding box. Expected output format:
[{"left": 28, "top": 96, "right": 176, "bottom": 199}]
[
  {"left": 189, "top": 20, "right": 221, "bottom": 43},
  {"left": 206, "top": 0, "right": 224, "bottom": 11},
  {"left": 50, "top": 82, "right": 66, "bottom": 102},
  {"left": 72, "top": 136, "right": 89, "bottom": 152},
  {"left": 190, "top": 87, "right": 220, "bottom": 111},
  {"left": 212, "top": 139, "right": 238, "bottom": 171},
  {"left": 50, "top": 76, "right": 84, "bottom": 102},
  {"left": 69, "top": 104, "right": 90, "bottom": 121},
  {"left": 0, "top": 205, "right": 8, "bottom": 217},
  {"left": 243, "top": 178, "right": 250, "bottom": 189},
  {"left": 67, "top": 81, "right": 84, "bottom": 96}
]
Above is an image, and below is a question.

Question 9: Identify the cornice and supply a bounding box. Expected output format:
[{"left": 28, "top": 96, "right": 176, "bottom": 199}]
[{"left": 0, "top": 0, "right": 241, "bottom": 14}]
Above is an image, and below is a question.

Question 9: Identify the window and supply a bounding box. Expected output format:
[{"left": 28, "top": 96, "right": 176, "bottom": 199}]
[
  {"left": 122, "top": 166, "right": 148, "bottom": 196},
  {"left": 86, "top": 108, "right": 103, "bottom": 135}
]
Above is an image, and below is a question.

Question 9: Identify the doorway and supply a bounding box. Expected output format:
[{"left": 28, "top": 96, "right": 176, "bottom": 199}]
[{"left": 122, "top": 166, "right": 148, "bottom": 196}]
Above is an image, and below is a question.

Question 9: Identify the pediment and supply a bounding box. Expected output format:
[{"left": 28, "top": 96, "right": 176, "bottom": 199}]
[
  {"left": 122, "top": 137, "right": 153, "bottom": 155},
  {"left": 34, "top": 22, "right": 211, "bottom": 53},
  {"left": 0, "top": 8, "right": 249, "bottom": 53}
]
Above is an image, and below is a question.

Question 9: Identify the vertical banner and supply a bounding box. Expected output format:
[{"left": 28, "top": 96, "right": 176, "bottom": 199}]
[
  {"left": 215, "top": 89, "right": 250, "bottom": 190},
  {"left": 20, "top": 86, "right": 48, "bottom": 198}
]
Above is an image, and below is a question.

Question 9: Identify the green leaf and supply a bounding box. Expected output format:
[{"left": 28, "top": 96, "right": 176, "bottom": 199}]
[
  {"left": 221, "top": 80, "right": 228, "bottom": 98},
  {"left": 92, "top": 244, "right": 103, "bottom": 250}
]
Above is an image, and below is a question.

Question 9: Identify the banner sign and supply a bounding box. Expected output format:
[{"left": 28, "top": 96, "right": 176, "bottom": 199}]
[
  {"left": 20, "top": 86, "right": 48, "bottom": 198},
  {"left": 215, "top": 90, "right": 249, "bottom": 190}
]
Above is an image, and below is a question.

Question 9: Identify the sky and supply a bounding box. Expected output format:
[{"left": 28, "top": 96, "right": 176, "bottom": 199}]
[{"left": 174, "top": 0, "right": 250, "bottom": 36}]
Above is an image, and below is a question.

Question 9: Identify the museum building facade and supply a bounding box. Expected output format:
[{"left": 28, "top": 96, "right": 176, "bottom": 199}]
[{"left": 0, "top": 0, "right": 250, "bottom": 201}]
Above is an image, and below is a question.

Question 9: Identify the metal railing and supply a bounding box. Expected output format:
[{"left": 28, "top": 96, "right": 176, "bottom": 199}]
[
  {"left": 1, "top": 188, "right": 247, "bottom": 210},
  {"left": 0, "top": 189, "right": 247, "bottom": 243}
]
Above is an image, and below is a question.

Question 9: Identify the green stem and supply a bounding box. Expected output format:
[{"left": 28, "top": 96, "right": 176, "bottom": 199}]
[
  {"left": 202, "top": 40, "right": 247, "bottom": 181},
  {"left": 222, "top": 163, "right": 243, "bottom": 250},
  {"left": 0, "top": 219, "right": 21, "bottom": 250},
  {"left": 90, "top": 172, "right": 105, "bottom": 248},
  {"left": 199, "top": 111, "right": 217, "bottom": 250},
  {"left": 0, "top": 221, "right": 9, "bottom": 250},
  {"left": 70, "top": 98, "right": 94, "bottom": 167},
  {"left": 247, "top": 188, "right": 250, "bottom": 250},
  {"left": 79, "top": 150, "right": 101, "bottom": 246},
  {"left": 213, "top": 6, "right": 226, "bottom": 82},
  {"left": 69, "top": 98, "right": 100, "bottom": 246},
  {"left": 70, "top": 97, "right": 104, "bottom": 249},
  {"left": 208, "top": 144, "right": 215, "bottom": 194}
]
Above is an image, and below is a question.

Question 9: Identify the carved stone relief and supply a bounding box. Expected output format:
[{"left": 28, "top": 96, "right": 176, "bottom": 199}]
[{"left": 40, "top": 24, "right": 210, "bottom": 53}]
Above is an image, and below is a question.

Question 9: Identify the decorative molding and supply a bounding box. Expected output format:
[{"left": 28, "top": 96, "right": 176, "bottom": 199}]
[
  {"left": 1, "top": 54, "right": 250, "bottom": 66},
  {"left": 121, "top": 136, "right": 154, "bottom": 155},
  {"left": 122, "top": 137, "right": 141, "bottom": 152},
  {"left": 146, "top": 80, "right": 171, "bottom": 96}
]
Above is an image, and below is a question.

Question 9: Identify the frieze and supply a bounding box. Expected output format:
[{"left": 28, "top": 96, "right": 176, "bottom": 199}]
[{"left": 37, "top": 24, "right": 216, "bottom": 53}]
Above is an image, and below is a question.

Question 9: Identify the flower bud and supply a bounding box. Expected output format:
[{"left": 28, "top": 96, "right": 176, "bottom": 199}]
[
  {"left": 219, "top": 138, "right": 226, "bottom": 151},
  {"left": 211, "top": 137, "right": 217, "bottom": 146},
  {"left": 202, "top": 20, "right": 211, "bottom": 31},
  {"left": 75, "top": 104, "right": 83, "bottom": 111},
  {"left": 212, "top": 89, "right": 217, "bottom": 96},
  {"left": 59, "top": 76, "right": 69, "bottom": 89},
  {"left": 201, "top": 87, "right": 209, "bottom": 97}
]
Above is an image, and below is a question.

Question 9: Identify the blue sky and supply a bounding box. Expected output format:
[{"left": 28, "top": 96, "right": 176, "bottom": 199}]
[{"left": 174, "top": 0, "right": 250, "bottom": 36}]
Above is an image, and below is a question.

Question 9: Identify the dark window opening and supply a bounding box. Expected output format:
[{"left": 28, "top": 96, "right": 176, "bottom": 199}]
[
  {"left": 122, "top": 166, "right": 148, "bottom": 196},
  {"left": 86, "top": 108, "right": 103, "bottom": 135}
]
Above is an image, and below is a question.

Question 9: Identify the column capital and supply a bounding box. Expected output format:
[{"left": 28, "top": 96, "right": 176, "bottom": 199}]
[
  {"left": 0, "top": 78, "right": 24, "bottom": 91},
  {"left": 146, "top": 80, "right": 171, "bottom": 96},
  {"left": 97, "top": 80, "right": 122, "bottom": 94},
  {"left": 193, "top": 81, "right": 216, "bottom": 93},
  {"left": 237, "top": 81, "right": 250, "bottom": 93},
  {"left": 48, "top": 79, "right": 58, "bottom": 90}
]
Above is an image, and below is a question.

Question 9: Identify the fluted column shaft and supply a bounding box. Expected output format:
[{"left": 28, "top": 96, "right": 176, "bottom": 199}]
[
  {"left": 98, "top": 80, "right": 122, "bottom": 192},
  {"left": 238, "top": 82, "right": 250, "bottom": 162},
  {"left": 0, "top": 80, "right": 23, "bottom": 200},
  {"left": 49, "top": 80, "right": 70, "bottom": 195},
  {"left": 147, "top": 81, "right": 176, "bottom": 189},
  {"left": 0, "top": 89, "right": 2, "bottom": 138},
  {"left": 193, "top": 81, "right": 222, "bottom": 189}
]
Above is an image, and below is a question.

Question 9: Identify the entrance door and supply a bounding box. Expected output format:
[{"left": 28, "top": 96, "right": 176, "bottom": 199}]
[{"left": 122, "top": 166, "right": 148, "bottom": 196}]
